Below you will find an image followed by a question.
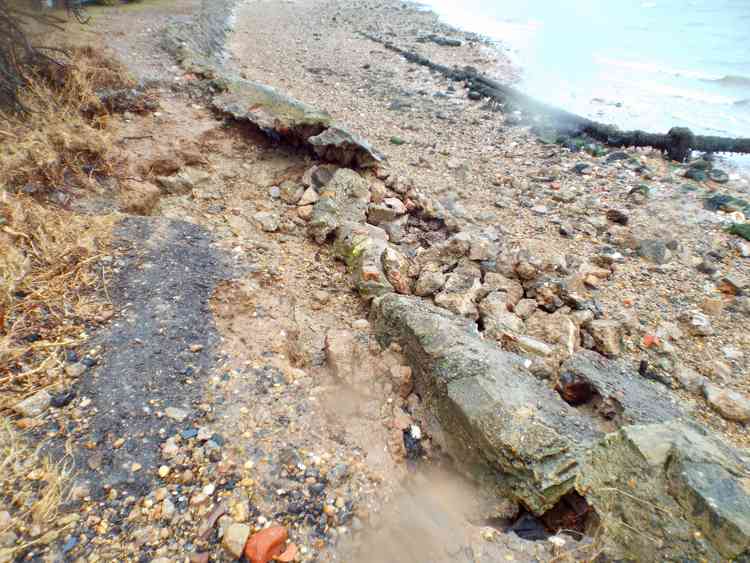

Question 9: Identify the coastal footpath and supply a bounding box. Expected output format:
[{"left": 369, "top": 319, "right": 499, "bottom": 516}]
[{"left": 1, "top": 0, "right": 749, "bottom": 562}]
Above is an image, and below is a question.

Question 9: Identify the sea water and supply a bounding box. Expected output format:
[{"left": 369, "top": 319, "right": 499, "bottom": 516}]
[{"left": 420, "top": 0, "right": 750, "bottom": 145}]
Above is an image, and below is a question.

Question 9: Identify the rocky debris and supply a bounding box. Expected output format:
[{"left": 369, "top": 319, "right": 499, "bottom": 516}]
[
  {"left": 579, "top": 421, "right": 750, "bottom": 561},
  {"left": 481, "top": 273, "right": 524, "bottom": 305},
  {"left": 703, "top": 382, "right": 750, "bottom": 422},
  {"left": 213, "top": 77, "right": 331, "bottom": 140},
  {"left": 416, "top": 33, "right": 463, "bottom": 47},
  {"left": 12, "top": 390, "right": 51, "bottom": 417},
  {"left": 371, "top": 293, "right": 601, "bottom": 514},
  {"left": 309, "top": 168, "right": 370, "bottom": 244},
  {"left": 298, "top": 186, "right": 319, "bottom": 206},
  {"left": 156, "top": 167, "right": 211, "bottom": 195},
  {"left": 479, "top": 291, "right": 524, "bottom": 338},
  {"left": 96, "top": 87, "right": 159, "bottom": 114},
  {"left": 434, "top": 263, "right": 482, "bottom": 319},
  {"left": 302, "top": 163, "right": 338, "bottom": 190},
  {"left": 331, "top": 221, "right": 393, "bottom": 299},
  {"left": 379, "top": 215, "right": 408, "bottom": 243},
  {"left": 675, "top": 366, "right": 705, "bottom": 393},
  {"left": 308, "top": 126, "right": 385, "bottom": 168},
  {"left": 681, "top": 310, "right": 714, "bottom": 336},
  {"left": 367, "top": 197, "right": 407, "bottom": 225}
]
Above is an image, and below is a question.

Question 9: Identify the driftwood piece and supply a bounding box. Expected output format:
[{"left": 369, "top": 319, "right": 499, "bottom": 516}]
[{"left": 362, "top": 33, "right": 750, "bottom": 161}]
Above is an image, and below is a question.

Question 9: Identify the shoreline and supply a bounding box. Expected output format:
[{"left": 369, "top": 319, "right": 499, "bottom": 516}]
[{"left": 416, "top": 0, "right": 750, "bottom": 167}]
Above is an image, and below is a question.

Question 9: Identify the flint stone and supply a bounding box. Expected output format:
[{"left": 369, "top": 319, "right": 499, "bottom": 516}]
[
  {"left": 13, "top": 390, "right": 52, "bottom": 417},
  {"left": 579, "top": 421, "right": 750, "bottom": 561},
  {"left": 371, "top": 293, "right": 601, "bottom": 514},
  {"left": 213, "top": 78, "right": 331, "bottom": 139},
  {"left": 308, "top": 126, "right": 385, "bottom": 168},
  {"left": 309, "top": 169, "right": 370, "bottom": 244}
]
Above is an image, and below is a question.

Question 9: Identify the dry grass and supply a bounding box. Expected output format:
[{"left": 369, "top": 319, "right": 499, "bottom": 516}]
[
  {"left": 0, "top": 36, "right": 129, "bottom": 559},
  {"left": 0, "top": 44, "right": 132, "bottom": 190},
  {"left": 0, "top": 419, "right": 74, "bottom": 560},
  {"left": 0, "top": 192, "right": 114, "bottom": 410}
]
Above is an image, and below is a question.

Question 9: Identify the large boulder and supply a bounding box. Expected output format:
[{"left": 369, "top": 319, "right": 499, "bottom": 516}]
[{"left": 370, "top": 293, "right": 601, "bottom": 514}]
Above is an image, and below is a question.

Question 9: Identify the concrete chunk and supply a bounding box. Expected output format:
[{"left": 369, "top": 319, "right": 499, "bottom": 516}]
[{"left": 371, "top": 293, "right": 601, "bottom": 514}]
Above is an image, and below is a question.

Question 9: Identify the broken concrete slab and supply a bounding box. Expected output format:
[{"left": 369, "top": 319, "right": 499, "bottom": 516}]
[
  {"left": 308, "top": 126, "right": 385, "bottom": 168},
  {"left": 370, "top": 293, "right": 602, "bottom": 514},
  {"left": 213, "top": 77, "right": 332, "bottom": 140},
  {"left": 578, "top": 421, "right": 750, "bottom": 561},
  {"left": 213, "top": 81, "right": 385, "bottom": 168}
]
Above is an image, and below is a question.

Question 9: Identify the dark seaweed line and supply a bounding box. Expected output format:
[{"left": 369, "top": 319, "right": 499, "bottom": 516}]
[{"left": 360, "top": 32, "right": 750, "bottom": 161}]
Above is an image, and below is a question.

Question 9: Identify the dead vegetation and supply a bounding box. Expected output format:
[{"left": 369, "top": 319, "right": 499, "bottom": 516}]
[
  {"left": 0, "top": 192, "right": 114, "bottom": 411},
  {"left": 0, "top": 45, "right": 132, "bottom": 191},
  {"left": 0, "top": 419, "right": 74, "bottom": 561}
]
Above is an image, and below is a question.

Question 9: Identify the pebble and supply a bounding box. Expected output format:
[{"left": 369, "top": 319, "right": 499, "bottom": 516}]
[
  {"left": 165, "top": 407, "right": 190, "bottom": 422},
  {"left": 222, "top": 523, "right": 251, "bottom": 559},
  {"left": 12, "top": 390, "right": 52, "bottom": 417}
]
